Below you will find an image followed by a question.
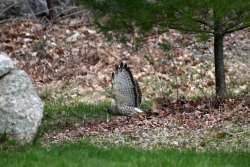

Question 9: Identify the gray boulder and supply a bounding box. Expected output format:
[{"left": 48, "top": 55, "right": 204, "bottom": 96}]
[
  {"left": 0, "top": 0, "right": 76, "bottom": 20},
  {"left": 0, "top": 0, "right": 48, "bottom": 19},
  {"left": 0, "top": 52, "right": 14, "bottom": 77},
  {"left": 0, "top": 56, "right": 43, "bottom": 144}
]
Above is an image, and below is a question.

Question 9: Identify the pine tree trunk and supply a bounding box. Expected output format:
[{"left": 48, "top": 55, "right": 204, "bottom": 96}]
[{"left": 214, "top": 21, "right": 227, "bottom": 98}]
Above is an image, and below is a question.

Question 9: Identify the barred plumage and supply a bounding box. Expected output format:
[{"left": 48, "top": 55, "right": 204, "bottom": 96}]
[{"left": 107, "top": 62, "right": 143, "bottom": 116}]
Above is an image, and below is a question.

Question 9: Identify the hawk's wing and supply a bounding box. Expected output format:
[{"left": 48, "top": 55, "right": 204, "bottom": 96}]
[
  {"left": 134, "top": 80, "right": 142, "bottom": 106},
  {"left": 111, "top": 62, "right": 141, "bottom": 107}
]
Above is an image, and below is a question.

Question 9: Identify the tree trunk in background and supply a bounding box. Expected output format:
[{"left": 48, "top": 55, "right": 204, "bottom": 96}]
[
  {"left": 214, "top": 20, "right": 227, "bottom": 98},
  {"left": 47, "top": 0, "right": 55, "bottom": 19}
]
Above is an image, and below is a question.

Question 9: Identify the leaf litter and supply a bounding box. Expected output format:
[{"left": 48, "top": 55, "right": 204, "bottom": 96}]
[{"left": 42, "top": 97, "right": 250, "bottom": 151}]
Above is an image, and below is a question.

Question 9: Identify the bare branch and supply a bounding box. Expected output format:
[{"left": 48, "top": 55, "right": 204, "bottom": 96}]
[{"left": 0, "top": 1, "right": 17, "bottom": 16}]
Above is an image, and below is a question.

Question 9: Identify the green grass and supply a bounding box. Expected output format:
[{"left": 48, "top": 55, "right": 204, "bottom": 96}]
[
  {"left": 1, "top": 102, "right": 249, "bottom": 167},
  {"left": 0, "top": 141, "right": 249, "bottom": 167},
  {"left": 27, "top": 101, "right": 112, "bottom": 145},
  {"left": 40, "top": 100, "right": 152, "bottom": 134},
  {"left": 40, "top": 101, "right": 110, "bottom": 133}
]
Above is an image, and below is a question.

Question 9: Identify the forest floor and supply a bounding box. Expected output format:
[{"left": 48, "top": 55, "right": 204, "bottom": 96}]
[
  {"left": 0, "top": 14, "right": 250, "bottom": 102},
  {"left": 0, "top": 14, "right": 250, "bottom": 152}
]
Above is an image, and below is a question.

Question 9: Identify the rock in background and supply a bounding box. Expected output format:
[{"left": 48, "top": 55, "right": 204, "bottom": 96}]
[
  {"left": 0, "top": 0, "right": 48, "bottom": 19},
  {"left": 0, "top": 52, "right": 43, "bottom": 144},
  {"left": 0, "top": 0, "right": 76, "bottom": 20},
  {"left": 0, "top": 52, "right": 14, "bottom": 76}
]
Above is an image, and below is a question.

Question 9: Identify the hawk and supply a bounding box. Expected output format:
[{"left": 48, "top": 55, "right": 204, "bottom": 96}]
[{"left": 107, "top": 62, "right": 143, "bottom": 116}]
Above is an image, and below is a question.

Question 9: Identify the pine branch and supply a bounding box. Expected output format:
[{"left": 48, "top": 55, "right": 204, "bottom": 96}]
[
  {"left": 224, "top": 23, "right": 250, "bottom": 35},
  {"left": 168, "top": 23, "right": 213, "bottom": 34},
  {"left": 193, "top": 18, "right": 213, "bottom": 29},
  {"left": 223, "top": 11, "right": 250, "bottom": 33}
]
